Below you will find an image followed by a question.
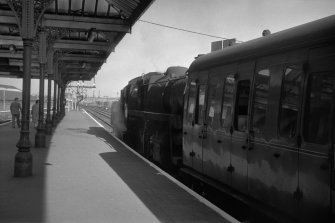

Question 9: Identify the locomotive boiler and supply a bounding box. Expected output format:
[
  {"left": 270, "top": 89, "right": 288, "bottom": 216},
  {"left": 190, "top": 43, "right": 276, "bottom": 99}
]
[{"left": 119, "top": 66, "right": 187, "bottom": 168}]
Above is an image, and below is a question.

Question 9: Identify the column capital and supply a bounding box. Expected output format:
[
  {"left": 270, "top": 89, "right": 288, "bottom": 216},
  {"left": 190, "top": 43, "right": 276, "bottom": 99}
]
[
  {"left": 7, "top": 0, "right": 55, "bottom": 39},
  {"left": 45, "top": 27, "right": 73, "bottom": 54}
]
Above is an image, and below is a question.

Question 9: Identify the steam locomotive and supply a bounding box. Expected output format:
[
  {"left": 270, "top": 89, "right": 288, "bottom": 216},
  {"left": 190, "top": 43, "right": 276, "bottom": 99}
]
[
  {"left": 118, "top": 66, "right": 187, "bottom": 168},
  {"left": 113, "top": 15, "right": 335, "bottom": 222}
]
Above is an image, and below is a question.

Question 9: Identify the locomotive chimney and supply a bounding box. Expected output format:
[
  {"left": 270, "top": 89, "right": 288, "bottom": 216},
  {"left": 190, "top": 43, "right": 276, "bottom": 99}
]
[
  {"left": 262, "top": 29, "right": 271, "bottom": 36},
  {"left": 194, "top": 54, "right": 205, "bottom": 59}
]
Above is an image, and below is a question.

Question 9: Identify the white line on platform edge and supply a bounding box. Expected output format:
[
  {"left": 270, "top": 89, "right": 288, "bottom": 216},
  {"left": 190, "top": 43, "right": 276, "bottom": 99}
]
[
  {"left": 83, "top": 109, "right": 240, "bottom": 223},
  {"left": 83, "top": 109, "right": 103, "bottom": 127}
]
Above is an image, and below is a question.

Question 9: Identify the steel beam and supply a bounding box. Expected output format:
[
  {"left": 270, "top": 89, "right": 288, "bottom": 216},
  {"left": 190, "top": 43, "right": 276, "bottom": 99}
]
[
  {"left": 0, "top": 71, "right": 39, "bottom": 77},
  {"left": 53, "top": 40, "right": 113, "bottom": 51},
  {"left": 61, "top": 67, "right": 98, "bottom": 73},
  {"left": 0, "top": 35, "right": 23, "bottom": 46},
  {"left": 9, "top": 59, "right": 39, "bottom": 67},
  {"left": 0, "top": 10, "right": 17, "bottom": 24},
  {"left": 59, "top": 54, "right": 106, "bottom": 62},
  {"left": 0, "top": 50, "right": 38, "bottom": 59},
  {"left": 42, "top": 14, "right": 130, "bottom": 33}
]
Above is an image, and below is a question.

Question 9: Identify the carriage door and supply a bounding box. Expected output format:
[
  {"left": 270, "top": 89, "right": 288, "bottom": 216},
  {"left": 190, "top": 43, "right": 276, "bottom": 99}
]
[
  {"left": 202, "top": 70, "right": 225, "bottom": 181},
  {"left": 230, "top": 62, "right": 253, "bottom": 194},
  {"left": 183, "top": 71, "right": 208, "bottom": 173},
  {"left": 299, "top": 48, "right": 335, "bottom": 222}
]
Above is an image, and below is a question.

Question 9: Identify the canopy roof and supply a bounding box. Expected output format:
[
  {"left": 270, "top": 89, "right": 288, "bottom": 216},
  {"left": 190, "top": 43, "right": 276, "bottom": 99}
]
[
  {"left": 0, "top": 83, "right": 21, "bottom": 91},
  {"left": 0, "top": 0, "right": 154, "bottom": 82}
]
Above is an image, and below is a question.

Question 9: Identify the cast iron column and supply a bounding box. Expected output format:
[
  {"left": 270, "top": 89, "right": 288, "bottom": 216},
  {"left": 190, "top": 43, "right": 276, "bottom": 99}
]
[
  {"left": 45, "top": 52, "right": 53, "bottom": 134},
  {"left": 45, "top": 73, "right": 53, "bottom": 134},
  {"left": 60, "top": 85, "right": 66, "bottom": 116},
  {"left": 35, "top": 62, "right": 46, "bottom": 147},
  {"left": 35, "top": 32, "right": 47, "bottom": 147},
  {"left": 52, "top": 81, "right": 57, "bottom": 126},
  {"left": 14, "top": 39, "right": 33, "bottom": 177},
  {"left": 57, "top": 84, "right": 61, "bottom": 119}
]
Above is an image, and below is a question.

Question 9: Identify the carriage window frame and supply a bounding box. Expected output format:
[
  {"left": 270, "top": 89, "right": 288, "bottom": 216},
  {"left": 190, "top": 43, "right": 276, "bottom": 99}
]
[
  {"left": 221, "top": 75, "right": 235, "bottom": 129},
  {"left": 186, "top": 82, "right": 197, "bottom": 122},
  {"left": 278, "top": 65, "right": 303, "bottom": 139},
  {"left": 234, "top": 80, "right": 250, "bottom": 132},
  {"left": 303, "top": 71, "right": 335, "bottom": 145},
  {"left": 251, "top": 68, "right": 271, "bottom": 137},
  {"left": 195, "top": 84, "right": 207, "bottom": 125},
  {"left": 207, "top": 81, "right": 221, "bottom": 127}
]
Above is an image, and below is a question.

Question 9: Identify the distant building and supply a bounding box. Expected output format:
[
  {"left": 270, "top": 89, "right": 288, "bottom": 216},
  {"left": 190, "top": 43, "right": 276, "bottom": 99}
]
[
  {"left": 0, "top": 84, "right": 21, "bottom": 101},
  {"left": 0, "top": 84, "right": 38, "bottom": 111}
]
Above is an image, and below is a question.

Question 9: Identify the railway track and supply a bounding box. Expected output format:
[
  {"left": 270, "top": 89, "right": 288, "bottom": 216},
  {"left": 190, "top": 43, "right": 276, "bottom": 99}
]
[{"left": 84, "top": 106, "right": 112, "bottom": 130}]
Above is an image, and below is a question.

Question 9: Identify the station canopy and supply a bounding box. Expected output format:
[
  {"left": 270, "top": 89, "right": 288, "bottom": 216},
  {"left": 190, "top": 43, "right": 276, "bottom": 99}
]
[{"left": 0, "top": 0, "right": 154, "bottom": 82}]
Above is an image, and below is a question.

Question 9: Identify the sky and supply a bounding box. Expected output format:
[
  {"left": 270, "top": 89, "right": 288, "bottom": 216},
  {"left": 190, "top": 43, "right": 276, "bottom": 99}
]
[{"left": 0, "top": 0, "right": 335, "bottom": 98}]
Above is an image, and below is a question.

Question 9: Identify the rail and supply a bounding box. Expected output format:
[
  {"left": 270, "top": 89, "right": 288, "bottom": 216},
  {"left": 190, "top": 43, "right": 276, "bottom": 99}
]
[{"left": 83, "top": 106, "right": 111, "bottom": 128}]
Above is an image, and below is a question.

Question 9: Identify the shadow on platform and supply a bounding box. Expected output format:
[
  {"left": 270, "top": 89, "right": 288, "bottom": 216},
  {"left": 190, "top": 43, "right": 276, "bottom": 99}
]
[
  {"left": 0, "top": 122, "right": 54, "bottom": 223},
  {"left": 86, "top": 126, "right": 225, "bottom": 223}
]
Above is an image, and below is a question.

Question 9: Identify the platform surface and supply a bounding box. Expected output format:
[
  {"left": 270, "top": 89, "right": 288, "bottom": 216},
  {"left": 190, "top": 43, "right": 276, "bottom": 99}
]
[{"left": 0, "top": 111, "right": 237, "bottom": 223}]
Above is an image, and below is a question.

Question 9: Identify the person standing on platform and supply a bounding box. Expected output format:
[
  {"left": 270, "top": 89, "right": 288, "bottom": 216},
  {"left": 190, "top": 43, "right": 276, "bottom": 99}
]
[
  {"left": 10, "top": 97, "right": 21, "bottom": 128},
  {"left": 31, "top": 100, "right": 39, "bottom": 128}
]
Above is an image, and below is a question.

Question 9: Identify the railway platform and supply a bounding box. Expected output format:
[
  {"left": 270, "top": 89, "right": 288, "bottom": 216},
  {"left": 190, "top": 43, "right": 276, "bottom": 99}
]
[{"left": 0, "top": 110, "right": 238, "bottom": 223}]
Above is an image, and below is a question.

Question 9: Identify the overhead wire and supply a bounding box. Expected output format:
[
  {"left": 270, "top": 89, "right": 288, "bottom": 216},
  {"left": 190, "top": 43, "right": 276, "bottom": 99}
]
[{"left": 139, "top": 19, "right": 243, "bottom": 43}]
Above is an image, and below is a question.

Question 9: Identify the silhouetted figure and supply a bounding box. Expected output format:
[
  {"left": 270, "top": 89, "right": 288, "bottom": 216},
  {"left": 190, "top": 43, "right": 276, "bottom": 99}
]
[
  {"left": 31, "top": 100, "right": 39, "bottom": 128},
  {"left": 10, "top": 97, "right": 21, "bottom": 128}
]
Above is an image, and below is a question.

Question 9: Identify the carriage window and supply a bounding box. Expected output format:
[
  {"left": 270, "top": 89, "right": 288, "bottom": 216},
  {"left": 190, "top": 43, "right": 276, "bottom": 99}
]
[
  {"left": 207, "top": 82, "right": 222, "bottom": 126},
  {"left": 279, "top": 65, "right": 302, "bottom": 138},
  {"left": 304, "top": 72, "right": 335, "bottom": 145},
  {"left": 187, "top": 83, "right": 197, "bottom": 122},
  {"left": 234, "top": 80, "right": 250, "bottom": 132},
  {"left": 221, "top": 75, "right": 235, "bottom": 128},
  {"left": 252, "top": 69, "right": 270, "bottom": 135},
  {"left": 195, "top": 85, "right": 207, "bottom": 125}
]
